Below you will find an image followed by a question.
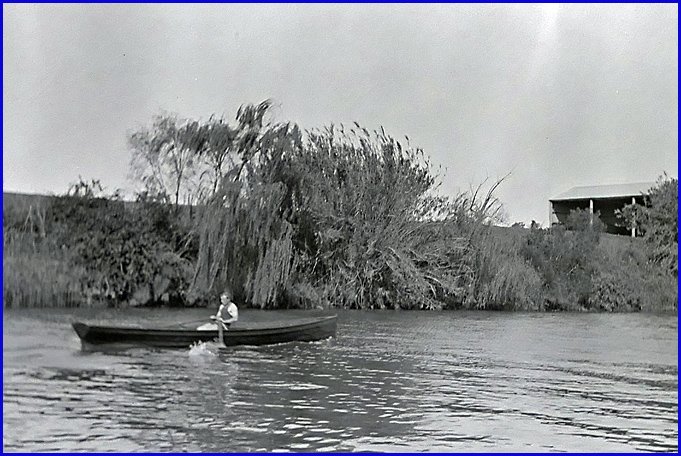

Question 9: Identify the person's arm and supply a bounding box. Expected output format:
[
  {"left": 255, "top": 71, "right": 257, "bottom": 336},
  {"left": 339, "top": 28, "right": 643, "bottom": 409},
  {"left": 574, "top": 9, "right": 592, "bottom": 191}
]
[{"left": 210, "top": 304, "right": 226, "bottom": 324}]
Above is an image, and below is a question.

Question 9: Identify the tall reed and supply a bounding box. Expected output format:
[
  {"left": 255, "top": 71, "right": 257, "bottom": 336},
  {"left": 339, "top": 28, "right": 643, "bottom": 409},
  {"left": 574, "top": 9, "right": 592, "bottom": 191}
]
[
  {"left": 189, "top": 121, "right": 498, "bottom": 309},
  {"left": 466, "top": 226, "right": 543, "bottom": 310},
  {"left": 3, "top": 230, "right": 87, "bottom": 308}
]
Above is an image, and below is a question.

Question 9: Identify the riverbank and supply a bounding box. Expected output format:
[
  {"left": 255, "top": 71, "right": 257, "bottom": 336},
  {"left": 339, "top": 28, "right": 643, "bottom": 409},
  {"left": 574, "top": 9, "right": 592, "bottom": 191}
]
[
  {"left": 4, "top": 191, "right": 676, "bottom": 312},
  {"left": 3, "top": 105, "right": 676, "bottom": 312},
  {"left": 450, "top": 224, "right": 676, "bottom": 312}
]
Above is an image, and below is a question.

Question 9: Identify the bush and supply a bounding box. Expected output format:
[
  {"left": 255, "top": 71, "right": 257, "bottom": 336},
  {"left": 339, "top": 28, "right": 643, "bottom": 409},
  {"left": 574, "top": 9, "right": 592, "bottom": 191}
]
[
  {"left": 3, "top": 183, "right": 196, "bottom": 308},
  {"left": 593, "top": 236, "right": 677, "bottom": 312},
  {"left": 617, "top": 175, "right": 678, "bottom": 275},
  {"left": 520, "top": 209, "right": 604, "bottom": 310},
  {"left": 587, "top": 271, "right": 642, "bottom": 312},
  {"left": 465, "top": 226, "right": 543, "bottom": 310},
  {"left": 47, "top": 195, "right": 195, "bottom": 305}
]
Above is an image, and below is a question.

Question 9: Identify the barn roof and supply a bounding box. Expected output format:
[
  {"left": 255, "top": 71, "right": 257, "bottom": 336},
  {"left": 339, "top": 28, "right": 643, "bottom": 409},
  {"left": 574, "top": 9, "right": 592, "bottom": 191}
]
[{"left": 550, "top": 182, "right": 655, "bottom": 201}]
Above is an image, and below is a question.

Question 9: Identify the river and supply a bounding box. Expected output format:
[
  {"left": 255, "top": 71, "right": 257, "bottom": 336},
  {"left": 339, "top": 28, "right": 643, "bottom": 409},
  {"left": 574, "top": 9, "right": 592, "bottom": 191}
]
[{"left": 3, "top": 307, "right": 678, "bottom": 452}]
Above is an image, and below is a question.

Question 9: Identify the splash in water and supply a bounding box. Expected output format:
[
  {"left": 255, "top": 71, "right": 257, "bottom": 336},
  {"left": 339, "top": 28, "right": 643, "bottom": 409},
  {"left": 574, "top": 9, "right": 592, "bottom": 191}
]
[{"left": 188, "top": 341, "right": 218, "bottom": 360}]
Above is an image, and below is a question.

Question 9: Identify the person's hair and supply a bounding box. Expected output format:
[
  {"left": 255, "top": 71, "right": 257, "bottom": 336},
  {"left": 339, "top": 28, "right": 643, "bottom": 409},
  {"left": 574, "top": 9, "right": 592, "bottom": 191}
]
[{"left": 220, "top": 290, "right": 232, "bottom": 300}]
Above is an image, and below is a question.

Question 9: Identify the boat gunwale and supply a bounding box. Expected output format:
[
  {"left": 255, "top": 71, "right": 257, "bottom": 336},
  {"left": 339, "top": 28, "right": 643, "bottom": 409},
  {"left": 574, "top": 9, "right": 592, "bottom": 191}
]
[{"left": 73, "top": 315, "right": 337, "bottom": 337}]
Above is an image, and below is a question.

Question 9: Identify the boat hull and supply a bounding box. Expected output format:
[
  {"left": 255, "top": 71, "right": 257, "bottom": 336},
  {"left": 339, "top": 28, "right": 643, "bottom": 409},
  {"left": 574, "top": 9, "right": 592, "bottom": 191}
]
[
  {"left": 222, "top": 316, "right": 337, "bottom": 347},
  {"left": 72, "top": 315, "right": 337, "bottom": 348}
]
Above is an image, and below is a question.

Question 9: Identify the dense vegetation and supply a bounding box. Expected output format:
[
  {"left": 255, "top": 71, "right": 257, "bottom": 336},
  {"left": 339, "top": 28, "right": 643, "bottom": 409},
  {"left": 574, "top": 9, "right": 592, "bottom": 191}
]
[
  {"left": 521, "top": 209, "right": 677, "bottom": 311},
  {"left": 3, "top": 179, "right": 195, "bottom": 308},
  {"left": 3, "top": 102, "right": 677, "bottom": 311},
  {"left": 616, "top": 174, "right": 678, "bottom": 276}
]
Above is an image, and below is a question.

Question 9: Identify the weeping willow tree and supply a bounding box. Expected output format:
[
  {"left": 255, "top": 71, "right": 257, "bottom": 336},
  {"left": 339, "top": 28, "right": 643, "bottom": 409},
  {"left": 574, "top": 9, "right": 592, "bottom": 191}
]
[
  {"left": 189, "top": 105, "right": 302, "bottom": 307},
  {"left": 190, "top": 180, "right": 296, "bottom": 307},
  {"left": 188, "top": 102, "right": 506, "bottom": 309}
]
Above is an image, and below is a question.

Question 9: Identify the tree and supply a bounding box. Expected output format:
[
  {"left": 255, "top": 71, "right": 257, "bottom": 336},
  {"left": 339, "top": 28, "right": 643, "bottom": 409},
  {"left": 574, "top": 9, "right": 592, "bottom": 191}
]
[
  {"left": 190, "top": 112, "right": 492, "bottom": 310},
  {"left": 617, "top": 174, "right": 678, "bottom": 275},
  {"left": 129, "top": 101, "right": 278, "bottom": 208},
  {"left": 199, "top": 116, "right": 238, "bottom": 197},
  {"left": 128, "top": 114, "right": 207, "bottom": 207}
]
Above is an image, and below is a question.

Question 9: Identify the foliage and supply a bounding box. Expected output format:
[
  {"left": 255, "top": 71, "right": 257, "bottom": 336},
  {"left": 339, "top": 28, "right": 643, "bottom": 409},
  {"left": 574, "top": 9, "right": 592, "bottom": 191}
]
[
  {"left": 616, "top": 174, "right": 678, "bottom": 275},
  {"left": 189, "top": 103, "right": 288, "bottom": 306},
  {"left": 643, "top": 175, "right": 678, "bottom": 274},
  {"left": 130, "top": 103, "right": 506, "bottom": 310},
  {"left": 287, "top": 126, "right": 471, "bottom": 310},
  {"left": 615, "top": 202, "right": 648, "bottom": 235},
  {"left": 592, "top": 235, "right": 677, "bottom": 312},
  {"left": 8, "top": 101, "right": 675, "bottom": 313},
  {"left": 128, "top": 114, "right": 208, "bottom": 207},
  {"left": 199, "top": 116, "right": 238, "bottom": 196},
  {"left": 565, "top": 207, "right": 605, "bottom": 234},
  {"left": 190, "top": 113, "right": 493, "bottom": 310},
  {"left": 466, "top": 225, "right": 543, "bottom": 311},
  {"left": 517, "top": 207, "right": 676, "bottom": 312},
  {"left": 3, "top": 175, "right": 196, "bottom": 307},
  {"left": 128, "top": 100, "right": 276, "bottom": 207},
  {"left": 521, "top": 209, "right": 604, "bottom": 310},
  {"left": 3, "top": 229, "right": 88, "bottom": 308},
  {"left": 46, "top": 193, "right": 193, "bottom": 305},
  {"left": 66, "top": 176, "right": 123, "bottom": 200},
  {"left": 191, "top": 180, "right": 296, "bottom": 307},
  {"left": 587, "top": 270, "right": 642, "bottom": 312}
]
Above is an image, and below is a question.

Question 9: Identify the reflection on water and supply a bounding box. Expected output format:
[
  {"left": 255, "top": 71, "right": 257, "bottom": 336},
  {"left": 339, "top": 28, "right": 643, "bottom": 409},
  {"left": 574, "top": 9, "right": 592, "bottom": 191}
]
[{"left": 3, "top": 308, "right": 678, "bottom": 452}]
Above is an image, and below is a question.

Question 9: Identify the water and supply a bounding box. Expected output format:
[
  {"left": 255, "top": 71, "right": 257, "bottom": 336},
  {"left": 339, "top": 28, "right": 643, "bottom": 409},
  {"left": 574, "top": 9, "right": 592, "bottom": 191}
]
[{"left": 3, "top": 308, "right": 678, "bottom": 452}]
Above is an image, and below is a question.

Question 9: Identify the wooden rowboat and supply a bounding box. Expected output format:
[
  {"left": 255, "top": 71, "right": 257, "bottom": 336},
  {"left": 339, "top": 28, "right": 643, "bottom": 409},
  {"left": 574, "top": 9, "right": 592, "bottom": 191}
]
[{"left": 72, "top": 315, "right": 337, "bottom": 348}]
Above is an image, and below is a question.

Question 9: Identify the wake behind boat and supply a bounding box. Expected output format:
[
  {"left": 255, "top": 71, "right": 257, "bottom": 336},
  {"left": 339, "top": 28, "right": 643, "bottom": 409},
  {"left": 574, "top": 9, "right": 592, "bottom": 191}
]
[{"left": 72, "top": 315, "right": 337, "bottom": 348}]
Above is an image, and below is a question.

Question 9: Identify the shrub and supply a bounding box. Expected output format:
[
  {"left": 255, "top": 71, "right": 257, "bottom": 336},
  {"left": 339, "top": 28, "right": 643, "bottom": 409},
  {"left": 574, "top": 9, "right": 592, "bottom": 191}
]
[
  {"left": 3, "top": 180, "right": 196, "bottom": 308},
  {"left": 46, "top": 195, "right": 195, "bottom": 305},
  {"left": 587, "top": 271, "right": 642, "bottom": 312},
  {"left": 465, "top": 226, "right": 543, "bottom": 311},
  {"left": 617, "top": 174, "right": 678, "bottom": 276},
  {"left": 521, "top": 210, "right": 604, "bottom": 310},
  {"left": 593, "top": 236, "right": 677, "bottom": 312}
]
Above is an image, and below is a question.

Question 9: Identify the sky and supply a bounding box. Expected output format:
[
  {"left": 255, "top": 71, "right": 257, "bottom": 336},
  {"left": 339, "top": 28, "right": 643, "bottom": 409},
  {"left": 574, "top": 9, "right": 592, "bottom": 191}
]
[{"left": 3, "top": 3, "right": 678, "bottom": 225}]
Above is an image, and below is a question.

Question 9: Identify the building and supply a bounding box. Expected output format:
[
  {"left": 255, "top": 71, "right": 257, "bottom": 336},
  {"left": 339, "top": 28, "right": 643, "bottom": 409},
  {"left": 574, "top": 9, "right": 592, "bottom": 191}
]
[{"left": 549, "top": 182, "right": 655, "bottom": 237}]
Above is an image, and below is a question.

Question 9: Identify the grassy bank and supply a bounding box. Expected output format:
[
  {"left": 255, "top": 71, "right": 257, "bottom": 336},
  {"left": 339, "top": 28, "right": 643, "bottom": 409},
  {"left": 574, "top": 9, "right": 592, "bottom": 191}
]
[
  {"left": 3, "top": 195, "right": 90, "bottom": 308},
  {"left": 3, "top": 231, "right": 87, "bottom": 308}
]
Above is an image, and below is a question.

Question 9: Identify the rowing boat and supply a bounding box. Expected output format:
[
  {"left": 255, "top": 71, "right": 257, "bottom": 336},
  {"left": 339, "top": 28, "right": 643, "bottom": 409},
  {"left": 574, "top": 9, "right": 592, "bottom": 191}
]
[{"left": 72, "top": 315, "right": 337, "bottom": 348}]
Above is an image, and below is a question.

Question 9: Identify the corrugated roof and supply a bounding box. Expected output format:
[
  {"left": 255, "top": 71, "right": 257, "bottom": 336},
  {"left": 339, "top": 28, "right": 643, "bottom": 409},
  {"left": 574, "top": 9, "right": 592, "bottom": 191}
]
[{"left": 550, "top": 182, "right": 655, "bottom": 201}]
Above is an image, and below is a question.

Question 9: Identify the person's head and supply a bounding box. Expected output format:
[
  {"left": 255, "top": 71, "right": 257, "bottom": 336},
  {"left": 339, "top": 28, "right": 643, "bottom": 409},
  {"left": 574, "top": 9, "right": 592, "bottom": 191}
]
[{"left": 220, "top": 290, "right": 232, "bottom": 305}]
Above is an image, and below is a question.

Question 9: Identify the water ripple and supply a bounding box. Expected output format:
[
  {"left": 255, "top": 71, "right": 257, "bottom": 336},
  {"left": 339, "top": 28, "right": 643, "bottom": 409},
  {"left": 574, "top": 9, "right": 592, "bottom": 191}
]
[{"left": 3, "top": 309, "right": 678, "bottom": 452}]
